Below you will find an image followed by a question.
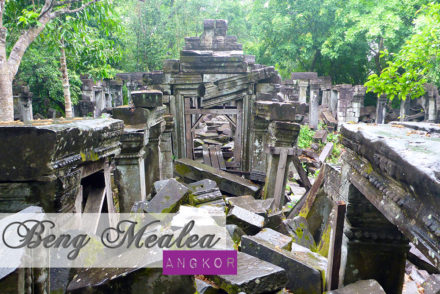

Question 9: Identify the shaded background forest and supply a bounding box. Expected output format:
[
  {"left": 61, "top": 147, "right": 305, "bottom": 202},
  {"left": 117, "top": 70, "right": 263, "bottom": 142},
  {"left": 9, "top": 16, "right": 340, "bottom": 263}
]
[{"left": 12, "top": 0, "right": 440, "bottom": 115}]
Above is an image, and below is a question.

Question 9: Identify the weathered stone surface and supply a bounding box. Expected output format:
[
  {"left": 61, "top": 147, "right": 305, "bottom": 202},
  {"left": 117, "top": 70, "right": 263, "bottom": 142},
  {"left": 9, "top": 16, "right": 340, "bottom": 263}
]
[
  {"left": 195, "top": 278, "right": 224, "bottom": 294},
  {"left": 252, "top": 228, "right": 292, "bottom": 250},
  {"left": 188, "top": 179, "right": 218, "bottom": 192},
  {"left": 255, "top": 101, "right": 300, "bottom": 122},
  {"left": 163, "top": 59, "right": 180, "bottom": 73},
  {"left": 189, "top": 187, "right": 223, "bottom": 206},
  {"left": 284, "top": 216, "right": 316, "bottom": 250},
  {"left": 145, "top": 179, "right": 189, "bottom": 213},
  {"left": 328, "top": 280, "right": 386, "bottom": 294},
  {"left": 208, "top": 252, "right": 287, "bottom": 294},
  {"left": 174, "top": 159, "right": 260, "bottom": 196},
  {"left": 131, "top": 90, "right": 163, "bottom": 108},
  {"left": 313, "top": 130, "right": 328, "bottom": 143},
  {"left": 265, "top": 211, "right": 287, "bottom": 234},
  {"left": 226, "top": 224, "right": 246, "bottom": 245},
  {"left": 423, "top": 274, "right": 440, "bottom": 294},
  {"left": 0, "top": 119, "right": 123, "bottom": 182},
  {"left": 225, "top": 196, "right": 273, "bottom": 216},
  {"left": 153, "top": 179, "right": 171, "bottom": 194},
  {"left": 113, "top": 106, "right": 166, "bottom": 127},
  {"left": 68, "top": 267, "right": 196, "bottom": 294},
  {"left": 227, "top": 206, "right": 265, "bottom": 234},
  {"left": 291, "top": 72, "right": 318, "bottom": 80},
  {"left": 341, "top": 123, "right": 440, "bottom": 268},
  {"left": 131, "top": 200, "right": 149, "bottom": 212},
  {"left": 241, "top": 234, "right": 327, "bottom": 294}
]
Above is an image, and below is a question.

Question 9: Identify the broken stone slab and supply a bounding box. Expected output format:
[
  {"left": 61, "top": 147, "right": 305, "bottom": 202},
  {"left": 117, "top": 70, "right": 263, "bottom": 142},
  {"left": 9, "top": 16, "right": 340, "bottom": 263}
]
[
  {"left": 188, "top": 179, "right": 218, "bottom": 192},
  {"left": 226, "top": 224, "right": 246, "bottom": 245},
  {"left": 313, "top": 130, "right": 328, "bottom": 143},
  {"left": 225, "top": 196, "right": 273, "bottom": 216},
  {"left": 241, "top": 234, "right": 327, "bottom": 294},
  {"left": 68, "top": 267, "right": 196, "bottom": 294},
  {"left": 190, "top": 188, "right": 223, "bottom": 205},
  {"left": 422, "top": 274, "right": 440, "bottom": 294},
  {"left": 291, "top": 72, "right": 318, "bottom": 80},
  {"left": 207, "top": 252, "right": 288, "bottom": 294},
  {"left": 265, "top": 211, "right": 288, "bottom": 235},
  {"left": 406, "top": 261, "right": 430, "bottom": 285},
  {"left": 255, "top": 101, "right": 299, "bottom": 122},
  {"left": 187, "top": 179, "right": 223, "bottom": 205},
  {"left": 112, "top": 105, "right": 166, "bottom": 127},
  {"left": 153, "top": 179, "right": 171, "bottom": 194},
  {"left": 284, "top": 216, "right": 316, "bottom": 250},
  {"left": 227, "top": 206, "right": 265, "bottom": 235},
  {"left": 0, "top": 118, "right": 123, "bottom": 181},
  {"left": 195, "top": 278, "right": 224, "bottom": 294},
  {"left": 131, "top": 90, "right": 163, "bottom": 108},
  {"left": 328, "top": 280, "right": 386, "bottom": 294},
  {"left": 319, "top": 142, "right": 334, "bottom": 164},
  {"left": 131, "top": 200, "right": 149, "bottom": 213},
  {"left": 408, "top": 243, "right": 440, "bottom": 274},
  {"left": 252, "top": 228, "right": 292, "bottom": 250},
  {"left": 175, "top": 159, "right": 260, "bottom": 196},
  {"left": 145, "top": 178, "right": 189, "bottom": 213}
]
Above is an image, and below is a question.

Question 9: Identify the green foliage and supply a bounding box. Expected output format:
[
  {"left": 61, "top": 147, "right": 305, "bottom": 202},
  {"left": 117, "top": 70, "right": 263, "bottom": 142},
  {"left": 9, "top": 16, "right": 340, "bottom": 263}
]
[
  {"left": 365, "top": 3, "right": 440, "bottom": 101},
  {"left": 17, "top": 46, "right": 82, "bottom": 116},
  {"left": 326, "top": 132, "right": 343, "bottom": 164},
  {"left": 116, "top": 0, "right": 252, "bottom": 72},
  {"left": 11, "top": 0, "right": 123, "bottom": 116},
  {"left": 297, "top": 125, "right": 316, "bottom": 149}
]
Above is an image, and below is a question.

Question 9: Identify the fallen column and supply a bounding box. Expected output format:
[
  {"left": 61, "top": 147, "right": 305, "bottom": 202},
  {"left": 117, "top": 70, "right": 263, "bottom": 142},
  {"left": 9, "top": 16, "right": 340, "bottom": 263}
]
[{"left": 174, "top": 158, "right": 260, "bottom": 196}]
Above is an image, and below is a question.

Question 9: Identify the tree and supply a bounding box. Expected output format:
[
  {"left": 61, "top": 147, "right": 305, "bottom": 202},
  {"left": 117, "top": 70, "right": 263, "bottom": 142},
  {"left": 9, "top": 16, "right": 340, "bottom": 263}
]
[
  {"left": 40, "top": 4, "right": 121, "bottom": 118},
  {"left": 246, "top": 0, "right": 429, "bottom": 83},
  {"left": 365, "top": 3, "right": 440, "bottom": 101},
  {"left": 0, "top": 0, "right": 104, "bottom": 122}
]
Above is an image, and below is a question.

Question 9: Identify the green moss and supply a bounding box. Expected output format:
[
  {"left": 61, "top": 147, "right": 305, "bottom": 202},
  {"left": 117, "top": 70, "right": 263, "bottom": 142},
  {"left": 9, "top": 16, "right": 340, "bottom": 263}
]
[
  {"left": 365, "top": 162, "right": 373, "bottom": 174},
  {"left": 316, "top": 223, "right": 331, "bottom": 257}
]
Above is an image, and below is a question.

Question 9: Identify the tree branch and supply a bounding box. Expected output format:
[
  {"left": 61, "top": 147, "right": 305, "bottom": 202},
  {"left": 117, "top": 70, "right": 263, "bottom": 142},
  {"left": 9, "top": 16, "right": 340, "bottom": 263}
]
[
  {"left": 53, "top": 0, "right": 83, "bottom": 7},
  {"left": 7, "top": 0, "right": 101, "bottom": 77},
  {"left": 53, "top": 0, "right": 100, "bottom": 17}
]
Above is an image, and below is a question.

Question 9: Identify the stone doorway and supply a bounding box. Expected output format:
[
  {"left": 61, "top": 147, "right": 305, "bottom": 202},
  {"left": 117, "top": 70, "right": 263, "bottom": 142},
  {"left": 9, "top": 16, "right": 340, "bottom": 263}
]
[{"left": 183, "top": 96, "right": 243, "bottom": 171}]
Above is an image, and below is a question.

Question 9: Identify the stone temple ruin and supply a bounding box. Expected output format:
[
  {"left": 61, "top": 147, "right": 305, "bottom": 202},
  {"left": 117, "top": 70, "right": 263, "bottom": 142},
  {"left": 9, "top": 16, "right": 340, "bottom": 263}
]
[{"left": 2, "top": 19, "right": 440, "bottom": 294}]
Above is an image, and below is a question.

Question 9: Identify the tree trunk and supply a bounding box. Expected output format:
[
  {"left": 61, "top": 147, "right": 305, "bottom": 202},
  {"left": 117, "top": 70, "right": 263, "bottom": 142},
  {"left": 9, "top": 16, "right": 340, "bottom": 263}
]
[
  {"left": 0, "top": 64, "right": 13, "bottom": 121},
  {"left": 0, "top": 27, "right": 13, "bottom": 122},
  {"left": 60, "top": 39, "right": 72, "bottom": 118}
]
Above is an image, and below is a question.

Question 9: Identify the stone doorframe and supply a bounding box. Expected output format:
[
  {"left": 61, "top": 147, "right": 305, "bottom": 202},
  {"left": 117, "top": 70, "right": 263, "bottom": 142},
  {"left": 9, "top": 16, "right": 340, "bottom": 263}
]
[{"left": 170, "top": 84, "right": 253, "bottom": 173}]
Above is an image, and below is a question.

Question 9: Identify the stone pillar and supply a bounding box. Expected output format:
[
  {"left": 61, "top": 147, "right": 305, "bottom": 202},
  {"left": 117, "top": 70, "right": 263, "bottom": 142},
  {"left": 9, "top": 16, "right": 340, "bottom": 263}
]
[
  {"left": 376, "top": 95, "right": 387, "bottom": 124},
  {"left": 110, "top": 79, "right": 124, "bottom": 107},
  {"left": 17, "top": 86, "right": 33, "bottom": 122},
  {"left": 114, "top": 130, "right": 148, "bottom": 212},
  {"left": 336, "top": 85, "right": 354, "bottom": 125},
  {"left": 145, "top": 122, "right": 165, "bottom": 196},
  {"left": 352, "top": 85, "right": 366, "bottom": 123},
  {"left": 320, "top": 76, "right": 332, "bottom": 107},
  {"left": 330, "top": 89, "right": 339, "bottom": 118},
  {"left": 339, "top": 163, "right": 409, "bottom": 294},
  {"left": 309, "top": 80, "right": 321, "bottom": 130},
  {"left": 249, "top": 117, "right": 271, "bottom": 182},
  {"left": 400, "top": 98, "right": 410, "bottom": 122},
  {"left": 298, "top": 80, "right": 309, "bottom": 104},
  {"left": 159, "top": 114, "right": 175, "bottom": 180},
  {"left": 262, "top": 121, "right": 300, "bottom": 203},
  {"left": 425, "top": 84, "right": 438, "bottom": 122}
]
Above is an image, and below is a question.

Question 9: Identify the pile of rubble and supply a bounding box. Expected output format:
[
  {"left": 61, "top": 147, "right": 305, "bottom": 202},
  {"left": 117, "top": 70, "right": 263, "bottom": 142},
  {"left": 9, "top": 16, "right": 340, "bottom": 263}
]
[
  {"left": 65, "top": 155, "right": 395, "bottom": 294},
  {"left": 193, "top": 115, "right": 234, "bottom": 164}
]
